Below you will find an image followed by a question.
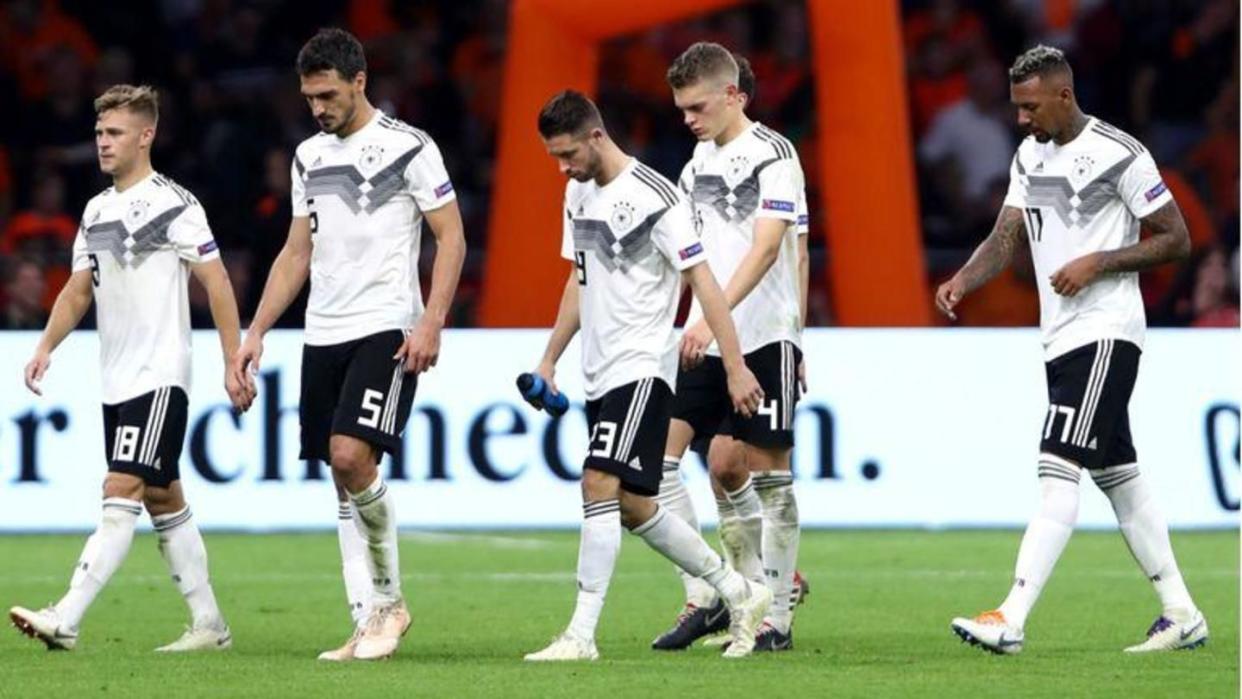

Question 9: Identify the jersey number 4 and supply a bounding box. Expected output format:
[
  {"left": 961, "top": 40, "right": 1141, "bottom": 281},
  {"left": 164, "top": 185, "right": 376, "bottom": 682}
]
[{"left": 88, "top": 253, "right": 101, "bottom": 287}]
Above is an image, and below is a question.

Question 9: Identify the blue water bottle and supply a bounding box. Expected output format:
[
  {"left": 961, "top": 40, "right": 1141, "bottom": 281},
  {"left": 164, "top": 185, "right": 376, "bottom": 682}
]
[{"left": 516, "top": 373, "right": 569, "bottom": 416}]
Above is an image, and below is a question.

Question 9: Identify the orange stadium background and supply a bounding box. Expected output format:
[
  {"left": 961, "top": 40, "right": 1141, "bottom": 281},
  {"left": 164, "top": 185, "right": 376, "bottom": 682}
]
[{"left": 480, "top": 0, "right": 930, "bottom": 327}]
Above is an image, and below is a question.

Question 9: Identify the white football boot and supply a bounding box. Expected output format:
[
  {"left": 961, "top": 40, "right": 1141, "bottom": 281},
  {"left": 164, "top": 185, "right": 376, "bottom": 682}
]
[
  {"left": 722, "top": 582, "right": 774, "bottom": 658},
  {"left": 155, "top": 625, "right": 232, "bottom": 652},
  {"left": 318, "top": 626, "right": 365, "bottom": 661},
  {"left": 951, "top": 610, "right": 1024, "bottom": 655},
  {"left": 353, "top": 600, "right": 411, "bottom": 661},
  {"left": 1124, "top": 610, "right": 1208, "bottom": 653},
  {"left": 9, "top": 606, "right": 77, "bottom": 651},
  {"left": 524, "top": 632, "right": 599, "bottom": 662}
]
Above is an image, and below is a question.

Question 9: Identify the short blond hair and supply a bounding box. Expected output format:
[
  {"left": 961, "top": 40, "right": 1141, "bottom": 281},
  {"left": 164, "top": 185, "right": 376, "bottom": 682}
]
[{"left": 94, "top": 84, "right": 159, "bottom": 123}]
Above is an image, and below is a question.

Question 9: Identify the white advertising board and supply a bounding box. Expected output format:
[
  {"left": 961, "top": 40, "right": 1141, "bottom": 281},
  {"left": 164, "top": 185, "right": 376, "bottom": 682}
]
[{"left": 0, "top": 329, "right": 1235, "bottom": 530}]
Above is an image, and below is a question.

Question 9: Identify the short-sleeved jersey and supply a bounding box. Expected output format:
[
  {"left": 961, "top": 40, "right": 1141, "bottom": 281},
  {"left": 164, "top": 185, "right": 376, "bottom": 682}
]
[
  {"left": 291, "top": 110, "right": 456, "bottom": 346},
  {"left": 680, "top": 122, "right": 807, "bottom": 355},
  {"left": 562, "top": 159, "right": 708, "bottom": 400},
  {"left": 1003, "top": 117, "right": 1172, "bottom": 360},
  {"left": 72, "top": 172, "right": 220, "bottom": 404}
]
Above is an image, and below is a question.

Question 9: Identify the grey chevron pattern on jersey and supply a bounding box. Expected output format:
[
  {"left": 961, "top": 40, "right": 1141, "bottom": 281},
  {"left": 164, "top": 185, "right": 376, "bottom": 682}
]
[
  {"left": 572, "top": 207, "right": 668, "bottom": 274},
  {"left": 304, "top": 165, "right": 366, "bottom": 213},
  {"left": 1017, "top": 153, "right": 1135, "bottom": 229},
  {"left": 83, "top": 219, "right": 129, "bottom": 264},
  {"left": 363, "top": 146, "right": 421, "bottom": 213},
  {"left": 86, "top": 205, "right": 187, "bottom": 268},
  {"left": 303, "top": 145, "right": 424, "bottom": 214},
  {"left": 691, "top": 157, "right": 780, "bottom": 223}
]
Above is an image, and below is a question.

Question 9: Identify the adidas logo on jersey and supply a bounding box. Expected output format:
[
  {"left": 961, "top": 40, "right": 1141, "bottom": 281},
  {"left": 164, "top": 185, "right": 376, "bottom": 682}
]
[
  {"left": 1087, "top": 437, "right": 1098, "bottom": 450},
  {"left": 628, "top": 457, "right": 642, "bottom": 471}
]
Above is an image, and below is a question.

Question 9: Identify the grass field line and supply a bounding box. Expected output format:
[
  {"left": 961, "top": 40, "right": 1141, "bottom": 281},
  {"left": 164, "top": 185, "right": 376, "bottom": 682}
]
[
  {"left": 400, "top": 531, "right": 554, "bottom": 549},
  {"left": 3, "top": 567, "right": 1236, "bottom": 587}
]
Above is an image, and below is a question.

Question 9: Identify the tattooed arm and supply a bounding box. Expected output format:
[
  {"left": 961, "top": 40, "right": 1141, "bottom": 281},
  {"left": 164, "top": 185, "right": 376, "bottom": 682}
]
[
  {"left": 1049, "top": 199, "right": 1191, "bottom": 296},
  {"left": 935, "top": 205, "right": 1027, "bottom": 319}
]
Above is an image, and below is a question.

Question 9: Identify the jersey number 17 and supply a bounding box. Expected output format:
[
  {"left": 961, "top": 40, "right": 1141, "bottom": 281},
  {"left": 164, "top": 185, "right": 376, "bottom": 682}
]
[{"left": 1023, "top": 207, "right": 1044, "bottom": 242}]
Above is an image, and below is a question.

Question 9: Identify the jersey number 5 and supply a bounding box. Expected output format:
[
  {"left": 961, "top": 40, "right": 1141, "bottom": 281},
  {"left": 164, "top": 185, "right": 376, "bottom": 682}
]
[{"left": 358, "top": 389, "right": 384, "bottom": 429}]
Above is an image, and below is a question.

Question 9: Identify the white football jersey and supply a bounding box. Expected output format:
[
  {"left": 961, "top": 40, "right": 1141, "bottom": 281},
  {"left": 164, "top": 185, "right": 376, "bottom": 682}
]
[
  {"left": 562, "top": 159, "right": 708, "bottom": 400},
  {"left": 291, "top": 110, "right": 456, "bottom": 346},
  {"left": 1003, "top": 117, "right": 1172, "bottom": 360},
  {"left": 71, "top": 172, "right": 220, "bottom": 404},
  {"left": 680, "top": 122, "right": 808, "bottom": 355}
]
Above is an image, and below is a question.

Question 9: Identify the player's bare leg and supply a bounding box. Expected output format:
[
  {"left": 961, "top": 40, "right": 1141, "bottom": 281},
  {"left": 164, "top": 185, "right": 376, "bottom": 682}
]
[
  {"left": 327, "top": 434, "right": 407, "bottom": 661},
  {"left": 145, "top": 481, "right": 230, "bottom": 652},
  {"left": 10, "top": 473, "right": 144, "bottom": 651},
  {"left": 748, "top": 443, "right": 799, "bottom": 651}
]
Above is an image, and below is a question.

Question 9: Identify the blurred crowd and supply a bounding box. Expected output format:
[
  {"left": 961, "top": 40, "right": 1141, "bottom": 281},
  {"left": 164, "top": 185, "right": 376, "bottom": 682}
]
[{"left": 0, "top": 0, "right": 1235, "bottom": 331}]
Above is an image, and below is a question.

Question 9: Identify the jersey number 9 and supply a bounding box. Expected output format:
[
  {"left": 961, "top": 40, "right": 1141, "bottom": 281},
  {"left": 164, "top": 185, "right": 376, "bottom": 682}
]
[{"left": 574, "top": 251, "right": 587, "bottom": 286}]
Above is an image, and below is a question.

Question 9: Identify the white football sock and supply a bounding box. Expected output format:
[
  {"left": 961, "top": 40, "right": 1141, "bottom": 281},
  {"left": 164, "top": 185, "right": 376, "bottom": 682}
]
[
  {"left": 998, "top": 456, "right": 1080, "bottom": 630},
  {"left": 55, "top": 497, "right": 141, "bottom": 631},
  {"left": 349, "top": 476, "right": 402, "bottom": 605},
  {"left": 632, "top": 504, "right": 751, "bottom": 608},
  {"left": 152, "top": 506, "right": 225, "bottom": 631},
  {"left": 715, "top": 494, "right": 738, "bottom": 571},
  {"left": 755, "top": 471, "right": 799, "bottom": 633},
  {"left": 336, "top": 500, "right": 373, "bottom": 628},
  {"left": 1094, "top": 463, "right": 1197, "bottom": 620},
  {"left": 567, "top": 500, "right": 621, "bottom": 643},
  {"left": 722, "top": 476, "right": 765, "bottom": 584},
  {"left": 657, "top": 456, "right": 717, "bottom": 608}
]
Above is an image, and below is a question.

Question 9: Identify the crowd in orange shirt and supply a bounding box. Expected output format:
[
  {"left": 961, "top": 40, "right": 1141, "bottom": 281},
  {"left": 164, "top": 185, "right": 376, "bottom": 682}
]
[{"left": 0, "top": 0, "right": 1234, "bottom": 329}]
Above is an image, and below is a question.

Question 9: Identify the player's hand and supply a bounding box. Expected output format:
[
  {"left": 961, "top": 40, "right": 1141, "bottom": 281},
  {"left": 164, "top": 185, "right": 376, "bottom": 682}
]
[
  {"left": 395, "top": 317, "right": 442, "bottom": 374},
  {"left": 234, "top": 331, "right": 264, "bottom": 379},
  {"left": 725, "top": 362, "right": 764, "bottom": 418},
  {"left": 679, "top": 320, "right": 713, "bottom": 370},
  {"left": 24, "top": 351, "right": 50, "bottom": 396},
  {"left": 935, "top": 276, "right": 968, "bottom": 320},
  {"left": 797, "top": 358, "right": 807, "bottom": 395},
  {"left": 535, "top": 360, "right": 559, "bottom": 396},
  {"left": 224, "top": 367, "right": 255, "bottom": 413},
  {"left": 1050, "top": 252, "right": 1102, "bottom": 297}
]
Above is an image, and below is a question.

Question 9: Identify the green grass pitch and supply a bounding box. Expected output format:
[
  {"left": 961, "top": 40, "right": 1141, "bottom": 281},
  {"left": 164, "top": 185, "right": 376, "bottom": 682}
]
[{"left": 1, "top": 530, "right": 1236, "bottom": 698}]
